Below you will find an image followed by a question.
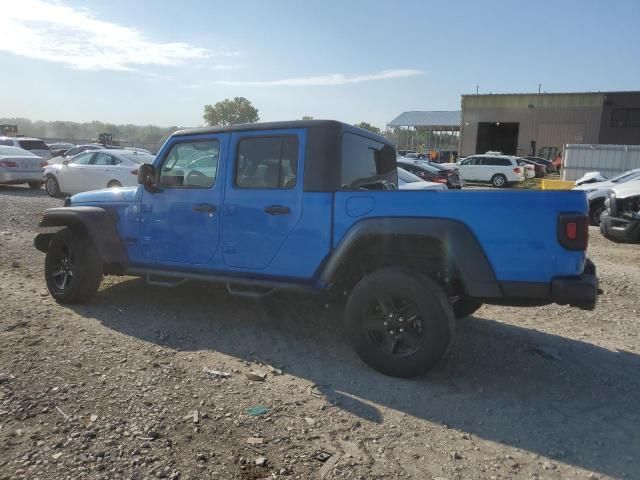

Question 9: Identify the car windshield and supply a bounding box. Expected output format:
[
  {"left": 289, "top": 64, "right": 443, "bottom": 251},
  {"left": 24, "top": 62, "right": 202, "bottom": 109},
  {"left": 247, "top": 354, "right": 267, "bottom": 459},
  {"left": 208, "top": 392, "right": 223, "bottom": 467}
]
[
  {"left": 610, "top": 170, "right": 640, "bottom": 183},
  {"left": 0, "top": 146, "right": 36, "bottom": 156},
  {"left": 398, "top": 168, "right": 422, "bottom": 183},
  {"left": 122, "top": 153, "right": 154, "bottom": 164},
  {"left": 18, "top": 140, "right": 50, "bottom": 151}
]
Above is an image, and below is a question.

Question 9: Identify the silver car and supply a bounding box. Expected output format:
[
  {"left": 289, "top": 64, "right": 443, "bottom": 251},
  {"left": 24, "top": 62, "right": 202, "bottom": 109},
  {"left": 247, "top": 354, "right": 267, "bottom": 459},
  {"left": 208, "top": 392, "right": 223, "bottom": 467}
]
[{"left": 0, "top": 145, "right": 46, "bottom": 189}]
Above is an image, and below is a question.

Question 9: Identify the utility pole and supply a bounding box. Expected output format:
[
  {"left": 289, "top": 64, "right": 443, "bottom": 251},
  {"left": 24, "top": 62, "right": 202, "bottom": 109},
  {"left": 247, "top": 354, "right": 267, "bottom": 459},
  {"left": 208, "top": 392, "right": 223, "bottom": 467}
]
[
  {"left": 476, "top": 85, "right": 479, "bottom": 95},
  {"left": 538, "top": 83, "right": 542, "bottom": 94}
]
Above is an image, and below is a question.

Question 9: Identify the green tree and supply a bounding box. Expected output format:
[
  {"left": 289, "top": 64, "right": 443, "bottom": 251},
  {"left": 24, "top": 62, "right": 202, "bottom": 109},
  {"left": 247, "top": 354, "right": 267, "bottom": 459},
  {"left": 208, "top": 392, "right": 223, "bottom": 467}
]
[
  {"left": 203, "top": 97, "right": 259, "bottom": 126},
  {"left": 354, "top": 122, "right": 381, "bottom": 135},
  {"left": 301, "top": 115, "right": 314, "bottom": 120}
]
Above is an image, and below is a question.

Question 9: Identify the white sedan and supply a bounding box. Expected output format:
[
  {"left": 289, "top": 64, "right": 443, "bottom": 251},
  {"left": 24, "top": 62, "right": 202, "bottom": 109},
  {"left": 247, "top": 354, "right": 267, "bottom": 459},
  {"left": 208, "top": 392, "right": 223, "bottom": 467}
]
[
  {"left": 43, "top": 149, "right": 155, "bottom": 197},
  {"left": 0, "top": 145, "right": 47, "bottom": 189},
  {"left": 398, "top": 168, "right": 447, "bottom": 190}
]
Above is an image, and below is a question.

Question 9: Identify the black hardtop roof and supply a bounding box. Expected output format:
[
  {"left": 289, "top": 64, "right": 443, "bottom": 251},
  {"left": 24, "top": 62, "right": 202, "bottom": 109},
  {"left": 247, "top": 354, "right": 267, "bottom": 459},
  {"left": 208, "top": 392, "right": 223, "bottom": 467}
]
[{"left": 172, "top": 119, "right": 391, "bottom": 145}]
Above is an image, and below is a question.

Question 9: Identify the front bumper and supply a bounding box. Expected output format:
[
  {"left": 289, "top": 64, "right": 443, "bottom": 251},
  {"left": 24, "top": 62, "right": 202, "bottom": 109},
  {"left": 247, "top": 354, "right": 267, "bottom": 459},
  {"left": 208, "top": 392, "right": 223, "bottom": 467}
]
[{"left": 600, "top": 214, "right": 640, "bottom": 243}]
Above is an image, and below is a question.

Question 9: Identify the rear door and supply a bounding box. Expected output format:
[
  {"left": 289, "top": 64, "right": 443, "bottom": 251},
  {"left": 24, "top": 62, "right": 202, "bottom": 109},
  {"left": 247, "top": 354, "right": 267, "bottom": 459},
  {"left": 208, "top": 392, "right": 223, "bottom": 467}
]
[
  {"left": 89, "top": 152, "right": 116, "bottom": 189},
  {"left": 222, "top": 129, "right": 304, "bottom": 269}
]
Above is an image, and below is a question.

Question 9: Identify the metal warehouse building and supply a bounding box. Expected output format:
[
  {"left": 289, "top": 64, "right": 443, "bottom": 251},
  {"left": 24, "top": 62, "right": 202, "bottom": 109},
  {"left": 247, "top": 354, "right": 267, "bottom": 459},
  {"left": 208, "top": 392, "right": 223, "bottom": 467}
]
[{"left": 459, "top": 91, "right": 640, "bottom": 157}]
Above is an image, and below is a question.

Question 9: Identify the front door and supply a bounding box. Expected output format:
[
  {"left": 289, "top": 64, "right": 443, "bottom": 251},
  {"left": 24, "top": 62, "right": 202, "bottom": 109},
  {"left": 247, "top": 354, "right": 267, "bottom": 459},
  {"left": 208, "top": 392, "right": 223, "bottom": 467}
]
[
  {"left": 61, "top": 151, "right": 94, "bottom": 192},
  {"left": 140, "top": 135, "right": 227, "bottom": 266},
  {"left": 222, "top": 130, "right": 304, "bottom": 270}
]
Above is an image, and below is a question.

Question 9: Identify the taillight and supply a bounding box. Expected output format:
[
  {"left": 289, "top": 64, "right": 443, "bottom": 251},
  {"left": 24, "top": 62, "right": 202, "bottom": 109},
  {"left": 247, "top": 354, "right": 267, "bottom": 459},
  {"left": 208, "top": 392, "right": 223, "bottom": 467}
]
[
  {"left": 131, "top": 169, "right": 138, "bottom": 175},
  {"left": 0, "top": 160, "right": 17, "bottom": 167},
  {"left": 513, "top": 167, "right": 522, "bottom": 174},
  {"left": 558, "top": 214, "right": 589, "bottom": 250},
  {"left": 434, "top": 177, "right": 448, "bottom": 183},
  {"left": 39, "top": 161, "right": 48, "bottom": 168}
]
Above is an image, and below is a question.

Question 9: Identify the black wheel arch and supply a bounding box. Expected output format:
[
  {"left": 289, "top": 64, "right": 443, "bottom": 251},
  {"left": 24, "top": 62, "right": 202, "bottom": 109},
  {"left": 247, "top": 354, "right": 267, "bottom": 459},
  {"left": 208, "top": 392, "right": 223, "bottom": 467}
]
[
  {"left": 318, "top": 218, "right": 501, "bottom": 299},
  {"left": 33, "top": 207, "right": 128, "bottom": 266}
]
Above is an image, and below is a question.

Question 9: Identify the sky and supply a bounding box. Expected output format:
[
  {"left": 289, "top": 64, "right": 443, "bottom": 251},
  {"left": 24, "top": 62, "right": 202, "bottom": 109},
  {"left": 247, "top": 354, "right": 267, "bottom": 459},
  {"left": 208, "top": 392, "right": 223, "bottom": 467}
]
[{"left": 1, "top": 0, "right": 639, "bottom": 129}]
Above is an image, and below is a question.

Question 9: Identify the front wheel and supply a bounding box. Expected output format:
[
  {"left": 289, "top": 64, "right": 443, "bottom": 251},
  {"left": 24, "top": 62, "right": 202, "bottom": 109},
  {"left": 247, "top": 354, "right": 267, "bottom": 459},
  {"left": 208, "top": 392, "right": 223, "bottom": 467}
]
[
  {"left": 45, "top": 228, "right": 103, "bottom": 303},
  {"left": 589, "top": 203, "right": 606, "bottom": 226},
  {"left": 345, "top": 268, "right": 455, "bottom": 378},
  {"left": 45, "top": 175, "right": 61, "bottom": 197},
  {"left": 491, "top": 174, "right": 508, "bottom": 188}
]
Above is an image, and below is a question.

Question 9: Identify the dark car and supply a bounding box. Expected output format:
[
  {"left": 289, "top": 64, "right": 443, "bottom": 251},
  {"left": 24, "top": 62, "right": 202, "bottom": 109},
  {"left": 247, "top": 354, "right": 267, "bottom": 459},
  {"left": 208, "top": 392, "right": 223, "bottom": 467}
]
[
  {"left": 397, "top": 158, "right": 462, "bottom": 189},
  {"left": 523, "top": 156, "right": 557, "bottom": 174},
  {"left": 518, "top": 158, "right": 546, "bottom": 178}
]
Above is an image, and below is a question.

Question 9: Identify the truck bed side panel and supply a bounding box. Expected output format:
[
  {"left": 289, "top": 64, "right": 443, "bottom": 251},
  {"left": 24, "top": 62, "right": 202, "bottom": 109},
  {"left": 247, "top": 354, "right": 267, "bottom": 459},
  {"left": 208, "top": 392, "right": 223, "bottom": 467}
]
[{"left": 333, "top": 190, "right": 588, "bottom": 283}]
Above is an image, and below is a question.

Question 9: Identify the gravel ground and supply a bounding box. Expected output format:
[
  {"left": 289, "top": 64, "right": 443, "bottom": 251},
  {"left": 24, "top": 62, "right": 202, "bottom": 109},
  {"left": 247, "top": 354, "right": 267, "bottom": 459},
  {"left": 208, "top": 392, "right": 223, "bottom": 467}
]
[{"left": 0, "top": 184, "right": 639, "bottom": 480}]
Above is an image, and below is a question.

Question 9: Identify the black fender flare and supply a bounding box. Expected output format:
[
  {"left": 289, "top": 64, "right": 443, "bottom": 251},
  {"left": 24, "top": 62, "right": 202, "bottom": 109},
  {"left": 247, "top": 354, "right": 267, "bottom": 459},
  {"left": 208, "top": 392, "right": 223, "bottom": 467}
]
[
  {"left": 33, "top": 206, "right": 128, "bottom": 265},
  {"left": 318, "top": 217, "right": 502, "bottom": 298}
]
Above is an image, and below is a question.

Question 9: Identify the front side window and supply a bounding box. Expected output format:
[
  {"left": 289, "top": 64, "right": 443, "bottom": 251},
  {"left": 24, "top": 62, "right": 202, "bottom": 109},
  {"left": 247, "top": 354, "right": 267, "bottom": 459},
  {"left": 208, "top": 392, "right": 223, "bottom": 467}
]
[
  {"left": 235, "top": 136, "right": 298, "bottom": 189},
  {"left": 70, "top": 152, "right": 93, "bottom": 165},
  {"left": 341, "top": 133, "right": 396, "bottom": 190},
  {"left": 159, "top": 140, "right": 219, "bottom": 188}
]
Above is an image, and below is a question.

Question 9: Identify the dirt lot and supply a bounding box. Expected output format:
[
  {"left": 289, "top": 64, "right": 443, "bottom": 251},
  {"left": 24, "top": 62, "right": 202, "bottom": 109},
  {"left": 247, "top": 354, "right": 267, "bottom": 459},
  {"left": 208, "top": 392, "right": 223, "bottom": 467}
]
[{"left": 0, "top": 185, "right": 639, "bottom": 480}]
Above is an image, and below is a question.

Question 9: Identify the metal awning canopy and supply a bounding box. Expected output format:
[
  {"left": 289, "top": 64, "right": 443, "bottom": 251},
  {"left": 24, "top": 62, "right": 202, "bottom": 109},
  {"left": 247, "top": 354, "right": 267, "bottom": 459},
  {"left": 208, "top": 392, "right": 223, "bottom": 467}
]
[{"left": 387, "top": 110, "right": 461, "bottom": 130}]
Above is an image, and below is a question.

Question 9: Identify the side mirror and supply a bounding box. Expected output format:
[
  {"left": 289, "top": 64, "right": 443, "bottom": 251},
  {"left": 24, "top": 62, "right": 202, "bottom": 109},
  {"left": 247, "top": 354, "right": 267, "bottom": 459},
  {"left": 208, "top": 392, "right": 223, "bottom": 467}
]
[{"left": 138, "top": 163, "right": 157, "bottom": 190}]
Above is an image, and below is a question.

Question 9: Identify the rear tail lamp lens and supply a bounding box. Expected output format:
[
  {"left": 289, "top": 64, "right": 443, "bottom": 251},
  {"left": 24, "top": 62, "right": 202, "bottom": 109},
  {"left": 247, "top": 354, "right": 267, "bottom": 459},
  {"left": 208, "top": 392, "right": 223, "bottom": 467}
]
[
  {"left": 0, "top": 160, "right": 17, "bottom": 167},
  {"left": 558, "top": 214, "right": 589, "bottom": 250}
]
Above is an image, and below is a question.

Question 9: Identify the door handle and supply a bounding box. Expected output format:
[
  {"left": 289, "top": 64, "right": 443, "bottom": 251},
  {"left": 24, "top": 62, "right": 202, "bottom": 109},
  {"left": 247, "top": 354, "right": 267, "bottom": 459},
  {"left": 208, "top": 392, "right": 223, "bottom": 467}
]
[
  {"left": 264, "top": 205, "right": 290, "bottom": 215},
  {"left": 192, "top": 204, "right": 217, "bottom": 214}
]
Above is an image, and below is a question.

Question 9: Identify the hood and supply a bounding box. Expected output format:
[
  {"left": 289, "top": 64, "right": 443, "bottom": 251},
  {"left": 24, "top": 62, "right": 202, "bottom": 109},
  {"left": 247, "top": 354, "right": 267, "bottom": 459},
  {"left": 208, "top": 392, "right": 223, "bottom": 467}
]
[
  {"left": 575, "top": 171, "right": 607, "bottom": 186},
  {"left": 573, "top": 179, "right": 615, "bottom": 192},
  {"left": 70, "top": 186, "right": 141, "bottom": 204},
  {"left": 610, "top": 181, "right": 640, "bottom": 199}
]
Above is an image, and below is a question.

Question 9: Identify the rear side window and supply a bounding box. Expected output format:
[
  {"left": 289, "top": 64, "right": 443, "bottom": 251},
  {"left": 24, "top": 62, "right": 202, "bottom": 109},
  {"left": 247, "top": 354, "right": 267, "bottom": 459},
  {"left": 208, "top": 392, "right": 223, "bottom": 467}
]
[
  {"left": 341, "top": 133, "right": 397, "bottom": 189},
  {"left": 0, "top": 139, "right": 12, "bottom": 146},
  {"left": 92, "top": 153, "right": 115, "bottom": 166},
  {"left": 235, "top": 136, "right": 299, "bottom": 189},
  {"left": 18, "top": 140, "right": 50, "bottom": 151},
  {"left": 480, "top": 157, "right": 511, "bottom": 166}
]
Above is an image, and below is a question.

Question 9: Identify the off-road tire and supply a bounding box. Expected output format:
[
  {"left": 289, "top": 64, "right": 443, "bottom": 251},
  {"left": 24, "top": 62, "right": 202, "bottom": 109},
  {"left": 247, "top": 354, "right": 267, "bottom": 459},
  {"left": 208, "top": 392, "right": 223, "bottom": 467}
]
[
  {"left": 45, "top": 228, "right": 103, "bottom": 304},
  {"left": 45, "top": 175, "right": 61, "bottom": 197},
  {"left": 28, "top": 181, "right": 43, "bottom": 190},
  {"left": 452, "top": 297, "right": 483, "bottom": 318},
  {"left": 491, "top": 174, "right": 508, "bottom": 188},
  {"left": 345, "top": 267, "right": 455, "bottom": 378}
]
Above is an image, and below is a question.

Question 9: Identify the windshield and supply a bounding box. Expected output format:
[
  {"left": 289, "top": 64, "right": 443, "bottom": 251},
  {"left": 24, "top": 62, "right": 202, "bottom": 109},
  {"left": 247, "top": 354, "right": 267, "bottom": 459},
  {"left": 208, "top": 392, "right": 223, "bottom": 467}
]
[
  {"left": 611, "top": 170, "right": 640, "bottom": 183},
  {"left": 0, "top": 146, "right": 36, "bottom": 156},
  {"left": 122, "top": 153, "right": 154, "bottom": 164},
  {"left": 398, "top": 168, "right": 422, "bottom": 183},
  {"left": 409, "top": 161, "right": 439, "bottom": 173},
  {"left": 18, "top": 140, "right": 50, "bottom": 151}
]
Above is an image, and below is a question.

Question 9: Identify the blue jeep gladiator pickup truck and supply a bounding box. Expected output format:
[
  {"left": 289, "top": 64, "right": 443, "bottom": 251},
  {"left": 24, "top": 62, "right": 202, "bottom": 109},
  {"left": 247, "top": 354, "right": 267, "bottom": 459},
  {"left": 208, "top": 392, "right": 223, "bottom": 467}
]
[{"left": 34, "top": 120, "right": 598, "bottom": 377}]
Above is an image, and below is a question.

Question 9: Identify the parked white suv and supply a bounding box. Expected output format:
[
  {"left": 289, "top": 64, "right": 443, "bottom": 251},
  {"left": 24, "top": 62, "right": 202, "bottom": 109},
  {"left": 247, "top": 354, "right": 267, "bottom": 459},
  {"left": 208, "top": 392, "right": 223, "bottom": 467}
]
[
  {"left": 0, "top": 136, "right": 52, "bottom": 160},
  {"left": 457, "top": 154, "right": 525, "bottom": 188}
]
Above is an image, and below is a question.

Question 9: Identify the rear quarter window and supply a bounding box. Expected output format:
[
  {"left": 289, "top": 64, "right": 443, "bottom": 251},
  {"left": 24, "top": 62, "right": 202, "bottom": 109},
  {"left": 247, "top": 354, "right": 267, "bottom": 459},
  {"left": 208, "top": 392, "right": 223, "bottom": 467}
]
[{"left": 341, "top": 133, "right": 397, "bottom": 190}]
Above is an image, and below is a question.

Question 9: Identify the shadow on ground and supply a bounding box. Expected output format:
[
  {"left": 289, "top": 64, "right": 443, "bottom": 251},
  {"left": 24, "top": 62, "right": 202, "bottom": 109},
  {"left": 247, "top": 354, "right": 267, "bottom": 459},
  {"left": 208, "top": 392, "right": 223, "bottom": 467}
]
[
  {"left": 0, "top": 185, "right": 49, "bottom": 197},
  {"left": 74, "top": 278, "right": 639, "bottom": 478}
]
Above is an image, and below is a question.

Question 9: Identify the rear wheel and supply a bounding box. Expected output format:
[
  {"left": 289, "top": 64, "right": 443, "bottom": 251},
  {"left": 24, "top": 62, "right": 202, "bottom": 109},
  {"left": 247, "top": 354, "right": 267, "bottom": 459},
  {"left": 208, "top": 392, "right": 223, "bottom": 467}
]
[
  {"left": 345, "top": 268, "right": 455, "bottom": 378},
  {"left": 45, "top": 175, "right": 61, "bottom": 197},
  {"left": 45, "top": 228, "right": 103, "bottom": 303},
  {"left": 491, "top": 174, "right": 507, "bottom": 188},
  {"left": 28, "top": 181, "right": 43, "bottom": 190}
]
